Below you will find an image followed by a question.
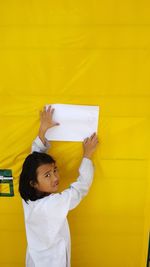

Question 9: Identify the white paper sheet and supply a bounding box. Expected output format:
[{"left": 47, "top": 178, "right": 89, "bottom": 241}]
[{"left": 45, "top": 104, "right": 100, "bottom": 142}]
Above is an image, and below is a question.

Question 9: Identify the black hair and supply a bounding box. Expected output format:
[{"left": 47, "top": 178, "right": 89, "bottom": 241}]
[{"left": 19, "top": 151, "right": 56, "bottom": 203}]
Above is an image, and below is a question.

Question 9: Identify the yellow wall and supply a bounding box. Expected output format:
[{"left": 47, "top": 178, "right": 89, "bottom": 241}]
[{"left": 0, "top": 1, "right": 150, "bottom": 266}]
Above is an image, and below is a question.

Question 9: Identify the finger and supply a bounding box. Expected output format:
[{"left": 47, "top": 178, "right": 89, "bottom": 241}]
[
  {"left": 90, "top": 132, "right": 96, "bottom": 138},
  {"left": 92, "top": 134, "right": 98, "bottom": 140},
  {"left": 93, "top": 133, "right": 98, "bottom": 139},
  {"left": 51, "top": 108, "right": 55, "bottom": 115},
  {"left": 93, "top": 138, "right": 99, "bottom": 144},
  {"left": 47, "top": 105, "right": 51, "bottom": 112}
]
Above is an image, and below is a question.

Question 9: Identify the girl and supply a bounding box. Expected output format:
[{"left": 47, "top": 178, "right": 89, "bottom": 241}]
[{"left": 19, "top": 105, "right": 99, "bottom": 267}]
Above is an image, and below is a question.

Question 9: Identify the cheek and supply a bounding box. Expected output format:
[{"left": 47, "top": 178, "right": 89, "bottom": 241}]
[
  {"left": 38, "top": 178, "right": 51, "bottom": 188},
  {"left": 39, "top": 180, "right": 53, "bottom": 192},
  {"left": 45, "top": 178, "right": 52, "bottom": 185},
  {"left": 55, "top": 172, "right": 60, "bottom": 178}
]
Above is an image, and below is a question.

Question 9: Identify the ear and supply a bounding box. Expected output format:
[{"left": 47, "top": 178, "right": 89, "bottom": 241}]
[{"left": 30, "top": 180, "right": 36, "bottom": 188}]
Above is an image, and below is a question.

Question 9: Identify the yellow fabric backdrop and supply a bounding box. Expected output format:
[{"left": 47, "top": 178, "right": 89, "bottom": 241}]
[{"left": 0, "top": 1, "right": 150, "bottom": 266}]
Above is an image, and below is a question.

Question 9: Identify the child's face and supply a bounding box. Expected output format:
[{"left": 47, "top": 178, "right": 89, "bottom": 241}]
[{"left": 34, "top": 163, "right": 60, "bottom": 194}]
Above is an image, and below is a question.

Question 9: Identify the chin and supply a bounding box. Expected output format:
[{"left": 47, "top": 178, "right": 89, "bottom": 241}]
[{"left": 54, "top": 189, "right": 58, "bottom": 193}]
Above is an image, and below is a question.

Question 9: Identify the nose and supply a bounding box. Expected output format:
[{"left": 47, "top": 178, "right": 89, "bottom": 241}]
[
  {"left": 54, "top": 171, "right": 59, "bottom": 179},
  {"left": 53, "top": 180, "right": 59, "bottom": 187},
  {"left": 53, "top": 175, "right": 59, "bottom": 185}
]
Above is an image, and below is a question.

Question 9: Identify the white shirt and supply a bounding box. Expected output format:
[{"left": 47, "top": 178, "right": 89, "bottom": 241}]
[{"left": 22, "top": 136, "right": 94, "bottom": 267}]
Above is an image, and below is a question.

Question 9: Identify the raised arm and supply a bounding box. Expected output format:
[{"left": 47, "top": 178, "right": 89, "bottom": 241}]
[
  {"left": 31, "top": 105, "right": 60, "bottom": 153},
  {"left": 31, "top": 136, "right": 50, "bottom": 153},
  {"left": 44, "top": 133, "right": 99, "bottom": 216},
  {"left": 60, "top": 132, "right": 98, "bottom": 210},
  {"left": 60, "top": 156, "right": 95, "bottom": 211}
]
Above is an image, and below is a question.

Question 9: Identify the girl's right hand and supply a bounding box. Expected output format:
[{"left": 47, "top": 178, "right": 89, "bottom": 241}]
[
  {"left": 39, "top": 106, "right": 60, "bottom": 133},
  {"left": 38, "top": 106, "right": 60, "bottom": 145},
  {"left": 83, "top": 132, "right": 99, "bottom": 159}
]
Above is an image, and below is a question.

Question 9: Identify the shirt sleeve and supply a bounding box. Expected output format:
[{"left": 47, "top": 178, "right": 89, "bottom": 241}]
[
  {"left": 45, "top": 157, "right": 95, "bottom": 218},
  {"left": 64, "top": 157, "right": 94, "bottom": 210},
  {"left": 31, "top": 136, "right": 51, "bottom": 153}
]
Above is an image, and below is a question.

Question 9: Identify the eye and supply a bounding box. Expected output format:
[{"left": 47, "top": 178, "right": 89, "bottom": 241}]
[
  {"left": 54, "top": 167, "right": 58, "bottom": 172},
  {"left": 45, "top": 173, "right": 51, "bottom": 177}
]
